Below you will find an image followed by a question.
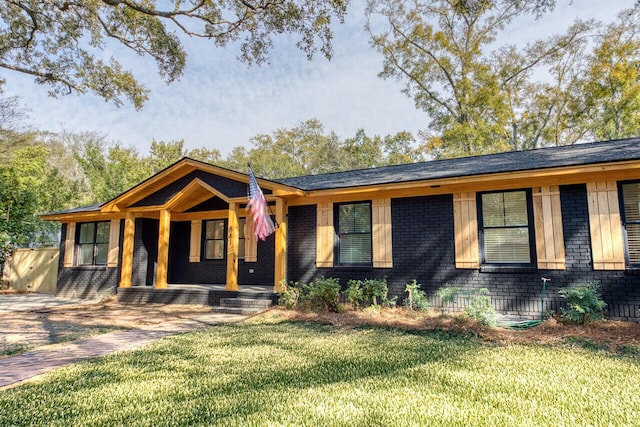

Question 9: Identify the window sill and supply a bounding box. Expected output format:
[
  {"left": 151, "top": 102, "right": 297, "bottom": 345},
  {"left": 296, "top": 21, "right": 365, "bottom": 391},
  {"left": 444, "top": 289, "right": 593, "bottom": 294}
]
[
  {"left": 69, "top": 265, "right": 108, "bottom": 271},
  {"left": 333, "top": 265, "right": 374, "bottom": 272},
  {"left": 479, "top": 265, "right": 536, "bottom": 274}
]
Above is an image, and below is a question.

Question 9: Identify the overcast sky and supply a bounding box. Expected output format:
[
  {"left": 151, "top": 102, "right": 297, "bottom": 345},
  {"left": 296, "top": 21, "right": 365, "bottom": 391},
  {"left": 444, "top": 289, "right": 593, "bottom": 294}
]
[{"left": 2, "top": 0, "right": 634, "bottom": 157}]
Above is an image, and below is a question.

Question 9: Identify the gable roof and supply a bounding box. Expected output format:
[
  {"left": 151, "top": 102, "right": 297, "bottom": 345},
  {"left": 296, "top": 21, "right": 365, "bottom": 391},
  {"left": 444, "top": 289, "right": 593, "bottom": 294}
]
[
  {"left": 276, "top": 137, "right": 640, "bottom": 191},
  {"left": 42, "top": 137, "right": 640, "bottom": 220}
]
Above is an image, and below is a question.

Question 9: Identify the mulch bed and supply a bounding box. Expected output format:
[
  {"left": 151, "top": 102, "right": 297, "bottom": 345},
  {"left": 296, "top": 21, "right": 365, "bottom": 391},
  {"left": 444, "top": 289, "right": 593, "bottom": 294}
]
[{"left": 263, "top": 307, "right": 640, "bottom": 353}]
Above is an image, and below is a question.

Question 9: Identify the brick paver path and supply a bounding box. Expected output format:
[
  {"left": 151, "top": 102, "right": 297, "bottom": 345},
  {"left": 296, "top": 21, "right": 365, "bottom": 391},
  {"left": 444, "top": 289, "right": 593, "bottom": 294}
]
[{"left": 0, "top": 312, "right": 246, "bottom": 389}]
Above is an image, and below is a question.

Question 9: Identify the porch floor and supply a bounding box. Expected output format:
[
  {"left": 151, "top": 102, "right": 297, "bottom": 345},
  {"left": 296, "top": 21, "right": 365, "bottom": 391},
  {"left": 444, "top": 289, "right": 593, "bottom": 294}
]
[
  {"left": 167, "top": 284, "right": 274, "bottom": 293},
  {"left": 117, "top": 284, "right": 278, "bottom": 307}
]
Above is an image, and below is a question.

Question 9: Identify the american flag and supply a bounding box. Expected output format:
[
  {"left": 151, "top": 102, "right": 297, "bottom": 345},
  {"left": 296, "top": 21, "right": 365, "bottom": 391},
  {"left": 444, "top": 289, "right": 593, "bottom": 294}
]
[{"left": 247, "top": 167, "right": 275, "bottom": 241}]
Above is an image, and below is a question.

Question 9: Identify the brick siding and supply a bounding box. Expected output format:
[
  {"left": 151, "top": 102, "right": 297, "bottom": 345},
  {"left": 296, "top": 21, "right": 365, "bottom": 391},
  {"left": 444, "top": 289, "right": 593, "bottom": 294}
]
[{"left": 286, "top": 186, "right": 640, "bottom": 320}]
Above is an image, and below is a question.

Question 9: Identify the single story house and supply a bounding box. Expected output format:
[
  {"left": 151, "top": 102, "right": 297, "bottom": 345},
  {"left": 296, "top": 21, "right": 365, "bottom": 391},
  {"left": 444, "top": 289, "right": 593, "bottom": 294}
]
[{"left": 42, "top": 137, "right": 640, "bottom": 320}]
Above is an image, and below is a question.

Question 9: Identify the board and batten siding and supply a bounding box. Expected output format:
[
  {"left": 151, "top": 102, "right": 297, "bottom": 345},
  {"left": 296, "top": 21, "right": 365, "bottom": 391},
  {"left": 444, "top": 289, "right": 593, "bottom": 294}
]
[
  {"left": 587, "top": 181, "right": 625, "bottom": 270},
  {"left": 453, "top": 193, "right": 480, "bottom": 269},
  {"left": 372, "top": 198, "right": 393, "bottom": 268},
  {"left": 63, "top": 222, "right": 76, "bottom": 267},
  {"left": 189, "top": 220, "right": 202, "bottom": 262},
  {"left": 316, "top": 202, "right": 334, "bottom": 267},
  {"left": 533, "top": 186, "right": 566, "bottom": 270}
]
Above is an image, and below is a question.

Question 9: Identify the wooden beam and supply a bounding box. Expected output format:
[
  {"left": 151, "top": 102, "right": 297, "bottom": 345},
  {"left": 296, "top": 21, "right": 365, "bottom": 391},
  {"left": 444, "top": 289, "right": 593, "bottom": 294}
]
[
  {"left": 226, "top": 202, "right": 239, "bottom": 291},
  {"left": 274, "top": 198, "right": 287, "bottom": 291},
  {"left": 155, "top": 209, "right": 171, "bottom": 288},
  {"left": 119, "top": 213, "right": 135, "bottom": 288}
]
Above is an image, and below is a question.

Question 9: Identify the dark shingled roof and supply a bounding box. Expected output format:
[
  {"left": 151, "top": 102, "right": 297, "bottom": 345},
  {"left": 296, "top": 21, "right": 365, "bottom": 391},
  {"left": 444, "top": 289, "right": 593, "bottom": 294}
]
[
  {"left": 42, "top": 203, "right": 102, "bottom": 217},
  {"left": 275, "top": 137, "right": 640, "bottom": 191}
]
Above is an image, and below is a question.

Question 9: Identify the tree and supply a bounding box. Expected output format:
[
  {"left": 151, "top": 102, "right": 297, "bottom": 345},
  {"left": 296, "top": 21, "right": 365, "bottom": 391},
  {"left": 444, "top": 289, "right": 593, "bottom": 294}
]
[
  {"left": 578, "top": 7, "right": 640, "bottom": 141},
  {"left": 366, "top": 0, "right": 595, "bottom": 158},
  {"left": 0, "top": 0, "right": 348, "bottom": 109},
  {"left": 221, "top": 119, "right": 421, "bottom": 178}
]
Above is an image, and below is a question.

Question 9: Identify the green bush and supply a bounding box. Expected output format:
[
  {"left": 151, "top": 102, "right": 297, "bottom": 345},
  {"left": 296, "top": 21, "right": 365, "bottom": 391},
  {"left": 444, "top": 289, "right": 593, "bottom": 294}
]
[
  {"left": 404, "top": 279, "right": 430, "bottom": 311},
  {"left": 436, "top": 285, "right": 461, "bottom": 314},
  {"left": 277, "top": 281, "right": 300, "bottom": 309},
  {"left": 465, "top": 288, "right": 496, "bottom": 327},
  {"left": 303, "top": 277, "right": 341, "bottom": 312},
  {"left": 363, "top": 278, "right": 389, "bottom": 308},
  {"left": 559, "top": 281, "right": 606, "bottom": 324},
  {"left": 346, "top": 280, "right": 364, "bottom": 308}
]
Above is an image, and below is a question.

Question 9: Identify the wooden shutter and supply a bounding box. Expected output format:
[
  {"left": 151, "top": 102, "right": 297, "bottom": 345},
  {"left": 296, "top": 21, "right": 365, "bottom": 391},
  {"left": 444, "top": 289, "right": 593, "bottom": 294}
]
[
  {"left": 587, "top": 181, "right": 625, "bottom": 270},
  {"left": 372, "top": 198, "right": 393, "bottom": 268},
  {"left": 107, "top": 219, "right": 121, "bottom": 267},
  {"left": 189, "top": 220, "right": 202, "bottom": 263},
  {"left": 453, "top": 193, "right": 479, "bottom": 269},
  {"left": 533, "top": 186, "right": 566, "bottom": 270},
  {"left": 316, "top": 202, "right": 334, "bottom": 267},
  {"left": 244, "top": 219, "right": 258, "bottom": 262},
  {"left": 63, "top": 222, "right": 76, "bottom": 267}
]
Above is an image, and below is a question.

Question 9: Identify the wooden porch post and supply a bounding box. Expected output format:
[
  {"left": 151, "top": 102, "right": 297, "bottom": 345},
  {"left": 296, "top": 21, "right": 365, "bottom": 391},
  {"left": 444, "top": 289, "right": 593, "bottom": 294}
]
[
  {"left": 226, "top": 202, "right": 239, "bottom": 291},
  {"left": 119, "top": 212, "right": 135, "bottom": 288},
  {"left": 274, "top": 198, "right": 287, "bottom": 292},
  {"left": 155, "top": 209, "right": 171, "bottom": 288}
]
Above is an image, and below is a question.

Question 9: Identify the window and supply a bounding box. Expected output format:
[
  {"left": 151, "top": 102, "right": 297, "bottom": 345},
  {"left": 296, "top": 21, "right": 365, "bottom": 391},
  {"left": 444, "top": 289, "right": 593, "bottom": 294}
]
[
  {"left": 204, "top": 219, "right": 225, "bottom": 260},
  {"left": 77, "top": 222, "right": 109, "bottom": 266},
  {"left": 621, "top": 181, "right": 640, "bottom": 265},
  {"left": 478, "top": 190, "right": 534, "bottom": 265},
  {"left": 336, "top": 202, "right": 372, "bottom": 265}
]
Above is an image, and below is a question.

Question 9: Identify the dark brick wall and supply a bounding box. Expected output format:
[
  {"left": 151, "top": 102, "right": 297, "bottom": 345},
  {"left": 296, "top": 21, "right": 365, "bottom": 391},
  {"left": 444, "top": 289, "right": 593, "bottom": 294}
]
[
  {"left": 286, "top": 187, "right": 640, "bottom": 320},
  {"left": 166, "top": 221, "right": 274, "bottom": 286},
  {"left": 56, "top": 222, "right": 122, "bottom": 299}
]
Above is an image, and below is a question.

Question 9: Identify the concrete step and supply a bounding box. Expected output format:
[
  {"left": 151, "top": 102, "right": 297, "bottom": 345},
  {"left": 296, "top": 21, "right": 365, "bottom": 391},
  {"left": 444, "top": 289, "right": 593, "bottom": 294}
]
[
  {"left": 211, "top": 306, "right": 267, "bottom": 315},
  {"left": 220, "top": 298, "right": 273, "bottom": 309}
]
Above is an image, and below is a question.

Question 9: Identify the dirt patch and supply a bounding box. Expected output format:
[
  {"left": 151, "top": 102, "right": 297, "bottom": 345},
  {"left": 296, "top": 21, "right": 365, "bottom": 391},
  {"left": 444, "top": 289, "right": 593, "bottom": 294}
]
[
  {"left": 258, "top": 307, "right": 640, "bottom": 353},
  {"left": 0, "top": 297, "right": 213, "bottom": 356}
]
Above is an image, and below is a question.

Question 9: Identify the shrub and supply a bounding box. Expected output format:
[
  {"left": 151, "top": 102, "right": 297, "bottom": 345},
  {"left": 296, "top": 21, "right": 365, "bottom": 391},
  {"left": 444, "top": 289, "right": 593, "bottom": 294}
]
[
  {"left": 305, "top": 277, "right": 341, "bottom": 312},
  {"left": 346, "top": 280, "right": 364, "bottom": 309},
  {"left": 363, "top": 278, "right": 389, "bottom": 308},
  {"left": 559, "top": 281, "right": 606, "bottom": 324},
  {"left": 404, "top": 279, "right": 429, "bottom": 311},
  {"left": 277, "top": 280, "right": 300, "bottom": 309},
  {"left": 436, "top": 285, "right": 461, "bottom": 314},
  {"left": 465, "top": 288, "right": 496, "bottom": 328}
]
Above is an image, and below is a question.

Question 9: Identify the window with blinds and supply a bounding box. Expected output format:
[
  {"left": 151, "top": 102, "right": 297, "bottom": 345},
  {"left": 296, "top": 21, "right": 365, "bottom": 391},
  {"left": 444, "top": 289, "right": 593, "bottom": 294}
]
[
  {"left": 337, "top": 202, "right": 372, "bottom": 265},
  {"left": 621, "top": 182, "right": 640, "bottom": 264},
  {"left": 77, "top": 221, "right": 110, "bottom": 266},
  {"left": 479, "top": 190, "right": 533, "bottom": 265},
  {"left": 204, "top": 219, "right": 226, "bottom": 260}
]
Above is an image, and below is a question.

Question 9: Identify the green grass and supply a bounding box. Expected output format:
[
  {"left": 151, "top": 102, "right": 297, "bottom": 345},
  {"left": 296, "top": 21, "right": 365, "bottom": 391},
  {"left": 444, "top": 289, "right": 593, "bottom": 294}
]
[{"left": 1, "top": 321, "right": 639, "bottom": 426}]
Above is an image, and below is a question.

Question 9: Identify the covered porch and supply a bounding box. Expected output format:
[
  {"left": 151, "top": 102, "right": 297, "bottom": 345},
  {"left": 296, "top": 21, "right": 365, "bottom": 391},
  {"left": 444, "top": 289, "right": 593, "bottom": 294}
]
[{"left": 101, "top": 160, "right": 299, "bottom": 295}]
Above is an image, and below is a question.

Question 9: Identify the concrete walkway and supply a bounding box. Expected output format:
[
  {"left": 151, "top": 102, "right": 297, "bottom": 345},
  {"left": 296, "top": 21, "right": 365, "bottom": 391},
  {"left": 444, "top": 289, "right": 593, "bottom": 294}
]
[
  {"left": 0, "top": 311, "right": 247, "bottom": 390},
  {"left": 0, "top": 293, "right": 98, "bottom": 313}
]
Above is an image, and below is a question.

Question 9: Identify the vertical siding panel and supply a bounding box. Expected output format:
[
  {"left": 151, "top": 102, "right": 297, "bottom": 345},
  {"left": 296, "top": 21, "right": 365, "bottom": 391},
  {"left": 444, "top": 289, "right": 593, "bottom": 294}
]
[
  {"left": 244, "top": 220, "right": 258, "bottom": 262},
  {"left": 533, "top": 186, "right": 565, "bottom": 270},
  {"left": 587, "top": 181, "right": 625, "bottom": 270},
  {"left": 453, "top": 193, "right": 479, "bottom": 269},
  {"left": 316, "top": 203, "right": 334, "bottom": 267},
  {"left": 189, "top": 220, "right": 202, "bottom": 263},
  {"left": 107, "top": 219, "right": 120, "bottom": 267},
  {"left": 550, "top": 187, "right": 566, "bottom": 268},
  {"left": 372, "top": 198, "right": 393, "bottom": 268},
  {"left": 63, "top": 222, "right": 76, "bottom": 267}
]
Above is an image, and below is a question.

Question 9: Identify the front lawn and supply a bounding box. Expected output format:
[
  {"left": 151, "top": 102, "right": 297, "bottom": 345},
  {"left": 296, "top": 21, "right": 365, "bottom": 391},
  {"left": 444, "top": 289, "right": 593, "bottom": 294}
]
[{"left": 1, "top": 320, "right": 639, "bottom": 426}]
